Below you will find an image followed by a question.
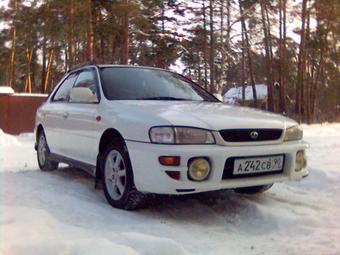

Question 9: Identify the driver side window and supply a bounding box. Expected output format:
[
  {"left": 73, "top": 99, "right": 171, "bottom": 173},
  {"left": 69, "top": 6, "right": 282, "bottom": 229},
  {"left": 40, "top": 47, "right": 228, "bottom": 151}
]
[
  {"left": 52, "top": 73, "right": 77, "bottom": 102},
  {"left": 69, "top": 69, "right": 99, "bottom": 103}
]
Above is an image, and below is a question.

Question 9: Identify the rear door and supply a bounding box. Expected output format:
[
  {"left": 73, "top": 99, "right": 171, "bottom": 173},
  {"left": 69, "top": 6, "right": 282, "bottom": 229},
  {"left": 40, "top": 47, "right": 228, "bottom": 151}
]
[
  {"left": 62, "top": 68, "right": 100, "bottom": 166},
  {"left": 43, "top": 73, "right": 78, "bottom": 155}
]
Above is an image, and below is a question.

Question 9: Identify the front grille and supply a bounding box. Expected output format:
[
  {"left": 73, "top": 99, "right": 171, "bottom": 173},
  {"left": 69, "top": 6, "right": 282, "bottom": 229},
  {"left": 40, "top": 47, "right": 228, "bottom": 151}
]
[{"left": 219, "top": 129, "right": 283, "bottom": 142}]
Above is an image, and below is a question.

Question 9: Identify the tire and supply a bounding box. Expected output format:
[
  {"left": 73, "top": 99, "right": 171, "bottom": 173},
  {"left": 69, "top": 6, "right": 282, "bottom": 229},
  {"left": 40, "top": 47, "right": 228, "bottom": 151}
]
[
  {"left": 37, "top": 130, "right": 59, "bottom": 171},
  {"left": 101, "top": 141, "right": 146, "bottom": 210},
  {"left": 234, "top": 184, "right": 273, "bottom": 194}
]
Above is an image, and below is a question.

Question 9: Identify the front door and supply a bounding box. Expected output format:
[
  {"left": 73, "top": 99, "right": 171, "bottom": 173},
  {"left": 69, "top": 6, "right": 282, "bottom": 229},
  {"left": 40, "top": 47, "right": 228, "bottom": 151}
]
[
  {"left": 63, "top": 68, "right": 100, "bottom": 166},
  {"left": 43, "top": 73, "right": 78, "bottom": 155}
]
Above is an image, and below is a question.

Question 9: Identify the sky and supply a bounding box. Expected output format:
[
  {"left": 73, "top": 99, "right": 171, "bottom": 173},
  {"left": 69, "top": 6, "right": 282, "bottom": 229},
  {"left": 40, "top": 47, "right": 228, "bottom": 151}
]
[{"left": 0, "top": 0, "right": 8, "bottom": 8}]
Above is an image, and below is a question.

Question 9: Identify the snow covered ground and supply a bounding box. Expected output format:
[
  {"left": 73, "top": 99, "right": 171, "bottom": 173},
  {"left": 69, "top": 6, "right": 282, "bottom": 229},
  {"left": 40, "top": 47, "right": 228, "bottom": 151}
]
[{"left": 1, "top": 124, "right": 340, "bottom": 255}]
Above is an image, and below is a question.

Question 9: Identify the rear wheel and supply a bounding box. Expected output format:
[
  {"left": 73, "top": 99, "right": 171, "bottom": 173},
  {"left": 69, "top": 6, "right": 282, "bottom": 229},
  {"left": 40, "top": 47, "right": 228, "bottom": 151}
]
[
  {"left": 101, "top": 141, "right": 146, "bottom": 210},
  {"left": 234, "top": 184, "right": 273, "bottom": 194},
  {"left": 37, "top": 130, "right": 58, "bottom": 171}
]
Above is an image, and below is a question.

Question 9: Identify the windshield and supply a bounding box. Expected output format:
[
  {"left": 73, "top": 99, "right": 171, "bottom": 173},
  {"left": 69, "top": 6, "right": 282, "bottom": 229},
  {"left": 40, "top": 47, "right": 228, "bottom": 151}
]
[{"left": 99, "top": 67, "right": 218, "bottom": 102}]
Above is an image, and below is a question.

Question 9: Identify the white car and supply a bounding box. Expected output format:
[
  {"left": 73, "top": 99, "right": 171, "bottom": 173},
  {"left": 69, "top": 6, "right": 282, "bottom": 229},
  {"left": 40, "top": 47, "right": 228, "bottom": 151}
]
[{"left": 35, "top": 64, "right": 309, "bottom": 210}]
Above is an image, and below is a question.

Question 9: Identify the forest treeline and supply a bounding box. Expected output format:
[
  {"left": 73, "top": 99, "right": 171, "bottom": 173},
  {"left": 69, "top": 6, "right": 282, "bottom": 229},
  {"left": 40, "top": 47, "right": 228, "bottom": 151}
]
[{"left": 0, "top": 0, "right": 339, "bottom": 123}]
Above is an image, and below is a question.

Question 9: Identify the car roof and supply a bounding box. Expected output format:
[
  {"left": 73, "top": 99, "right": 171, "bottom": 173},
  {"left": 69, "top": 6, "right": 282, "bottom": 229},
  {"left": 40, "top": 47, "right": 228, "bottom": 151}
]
[
  {"left": 98, "top": 64, "right": 163, "bottom": 70},
  {"left": 68, "top": 63, "right": 168, "bottom": 74}
]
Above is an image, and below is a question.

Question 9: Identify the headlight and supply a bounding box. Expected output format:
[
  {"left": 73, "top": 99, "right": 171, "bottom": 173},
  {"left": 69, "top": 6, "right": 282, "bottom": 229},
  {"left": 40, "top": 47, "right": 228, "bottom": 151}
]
[
  {"left": 149, "top": 126, "right": 215, "bottom": 144},
  {"left": 284, "top": 125, "right": 303, "bottom": 141},
  {"left": 149, "top": 127, "right": 174, "bottom": 144}
]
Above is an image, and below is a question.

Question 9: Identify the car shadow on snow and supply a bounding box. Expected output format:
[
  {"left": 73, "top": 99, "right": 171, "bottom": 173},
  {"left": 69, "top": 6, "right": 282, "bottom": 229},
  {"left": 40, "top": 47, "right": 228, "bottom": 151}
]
[
  {"left": 49, "top": 166, "right": 281, "bottom": 235},
  {"left": 3, "top": 166, "right": 318, "bottom": 236}
]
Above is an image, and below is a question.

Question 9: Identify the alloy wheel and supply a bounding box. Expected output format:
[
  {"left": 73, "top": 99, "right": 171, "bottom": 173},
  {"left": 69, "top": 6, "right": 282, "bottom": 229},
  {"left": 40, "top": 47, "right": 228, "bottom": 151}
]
[
  {"left": 104, "top": 150, "right": 127, "bottom": 200},
  {"left": 38, "top": 134, "right": 47, "bottom": 166}
]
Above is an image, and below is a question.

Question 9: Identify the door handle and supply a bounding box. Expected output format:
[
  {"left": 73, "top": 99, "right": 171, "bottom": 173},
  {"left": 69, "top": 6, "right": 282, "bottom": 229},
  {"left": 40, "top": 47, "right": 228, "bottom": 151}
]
[{"left": 62, "top": 112, "right": 69, "bottom": 118}]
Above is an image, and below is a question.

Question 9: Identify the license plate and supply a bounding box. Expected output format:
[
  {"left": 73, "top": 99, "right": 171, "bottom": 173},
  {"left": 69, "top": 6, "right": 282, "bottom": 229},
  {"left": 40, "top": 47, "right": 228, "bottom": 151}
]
[{"left": 233, "top": 155, "right": 284, "bottom": 175}]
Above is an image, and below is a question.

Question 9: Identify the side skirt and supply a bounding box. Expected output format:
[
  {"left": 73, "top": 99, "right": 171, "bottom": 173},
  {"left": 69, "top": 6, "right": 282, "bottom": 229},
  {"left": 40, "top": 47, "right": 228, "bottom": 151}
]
[{"left": 49, "top": 153, "right": 96, "bottom": 177}]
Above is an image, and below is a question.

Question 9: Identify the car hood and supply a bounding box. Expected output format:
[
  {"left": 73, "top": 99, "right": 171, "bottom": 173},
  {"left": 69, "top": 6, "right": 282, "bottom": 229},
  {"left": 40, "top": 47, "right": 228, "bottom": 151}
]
[{"left": 112, "top": 100, "right": 297, "bottom": 130}]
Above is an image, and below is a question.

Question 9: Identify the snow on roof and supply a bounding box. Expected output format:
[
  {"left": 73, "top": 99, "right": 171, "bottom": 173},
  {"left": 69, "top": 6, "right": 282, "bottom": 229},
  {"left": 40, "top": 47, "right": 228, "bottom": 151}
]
[
  {"left": 223, "top": 84, "right": 267, "bottom": 103},
  {"left": 0, "top": 86, "right": 15, "bottom": 94}
]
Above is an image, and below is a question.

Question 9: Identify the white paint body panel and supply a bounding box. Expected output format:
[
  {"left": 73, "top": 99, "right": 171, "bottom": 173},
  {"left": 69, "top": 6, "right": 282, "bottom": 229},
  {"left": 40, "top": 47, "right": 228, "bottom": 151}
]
[
  {"left": 35, "top": 65, "right": 308, "bottom": 195},
  {"left": 126, "top": 140, "right": 308, "bottom": 194}
]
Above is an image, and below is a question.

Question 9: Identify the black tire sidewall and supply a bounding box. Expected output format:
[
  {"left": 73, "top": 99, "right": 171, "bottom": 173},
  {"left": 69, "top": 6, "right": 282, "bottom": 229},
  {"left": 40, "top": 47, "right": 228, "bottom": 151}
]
[
  {"left": 37, "top": 130, "right": 58, "bottom": 171},
  {"left": 101, "top": 142, "right": 135, "bottom": 209}
]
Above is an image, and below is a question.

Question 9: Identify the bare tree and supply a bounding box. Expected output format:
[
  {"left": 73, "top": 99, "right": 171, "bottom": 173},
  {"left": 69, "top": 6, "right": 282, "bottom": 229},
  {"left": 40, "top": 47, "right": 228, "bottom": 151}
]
[
  {"left": 278, "top": 0, "right": 287, "bottom": 114},
  {"left": 120, "top": 0, "right": 129, "bottom": 64},
  {"left": 241, "top": 27, "right": 246, "bottom": 104},
  {"left": 295, "top": 0, "right": 308, "bottom": 120},
  {"left": 209, "top": 0, "right": 215, "bottom": 93},
  {"left": 67, "top": 0, "right": 76, "bottom": 68},
  {"left": 203, "top": 1, "right": 208, "bottom": 90},
  {"left": 86, "top": 0, "right": 95, "bottom": 61},
  {"left": 260, "top": 0, "right": 274, "bottom": 111},
  {"left": 239, "top": 0, "right": 257, "bottom": 107},
  {"left": 8, "top": 0, "right": 18, "bottom": 88}
]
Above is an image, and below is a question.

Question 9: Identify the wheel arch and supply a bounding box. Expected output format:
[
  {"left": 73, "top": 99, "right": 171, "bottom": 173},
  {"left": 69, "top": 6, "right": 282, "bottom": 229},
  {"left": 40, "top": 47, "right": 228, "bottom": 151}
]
[
  {"left": 96, "top": 128, "right": 128, "bottom": 185},
  {"left": 36, "top": 124, "right": 44, "bottom": 139},
  {"left": 98, "top": 128, "right": 126, "bottom": 154}
]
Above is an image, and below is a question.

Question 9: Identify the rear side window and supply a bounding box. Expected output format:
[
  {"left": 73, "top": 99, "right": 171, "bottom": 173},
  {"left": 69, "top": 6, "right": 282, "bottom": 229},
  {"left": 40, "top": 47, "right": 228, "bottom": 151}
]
[{"left": 52, "top": 73, "right": 77, "bottom": 102}]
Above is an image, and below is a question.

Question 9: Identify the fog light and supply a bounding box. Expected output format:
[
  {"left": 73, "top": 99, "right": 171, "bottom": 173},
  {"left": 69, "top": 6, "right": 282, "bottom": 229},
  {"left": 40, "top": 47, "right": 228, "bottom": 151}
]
[
  {"left": 188, "top": 158, "right": 210, "bottom": 181},
  {"left": 295, "top": 150, "right": 306, "bottom": 172}
]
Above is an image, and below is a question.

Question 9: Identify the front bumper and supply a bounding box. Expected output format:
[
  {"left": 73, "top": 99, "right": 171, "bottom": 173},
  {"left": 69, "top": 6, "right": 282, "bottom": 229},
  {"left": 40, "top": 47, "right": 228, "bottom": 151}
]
[{"left": 125, "top": 140, "right": 309, "bottom": 195}]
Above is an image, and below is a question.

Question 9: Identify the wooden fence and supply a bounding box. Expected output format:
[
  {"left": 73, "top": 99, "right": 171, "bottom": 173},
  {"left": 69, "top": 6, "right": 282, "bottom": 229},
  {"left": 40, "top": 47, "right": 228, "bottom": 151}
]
[{"left": 0, "top": 93, "right": 47, "bottom": 135}]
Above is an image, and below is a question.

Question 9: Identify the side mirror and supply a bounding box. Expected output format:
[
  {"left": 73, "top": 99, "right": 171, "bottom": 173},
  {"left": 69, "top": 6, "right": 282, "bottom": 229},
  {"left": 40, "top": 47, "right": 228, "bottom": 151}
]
[{"left": 70, "top": 87, "right": 98, "bottom": 103}]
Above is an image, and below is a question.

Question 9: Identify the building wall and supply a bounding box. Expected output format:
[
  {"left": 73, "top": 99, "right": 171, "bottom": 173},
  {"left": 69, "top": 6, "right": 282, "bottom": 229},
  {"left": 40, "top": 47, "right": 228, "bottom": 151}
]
[{"left": 0, "top": 94, "right": 47, "bottom": 135}]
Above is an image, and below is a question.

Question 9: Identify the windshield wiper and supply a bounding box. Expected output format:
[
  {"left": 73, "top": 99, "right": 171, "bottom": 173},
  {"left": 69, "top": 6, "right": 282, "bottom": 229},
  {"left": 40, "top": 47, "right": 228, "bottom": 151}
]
[{"left": 135, "top": 97, "right": 191, "bottom": 101}]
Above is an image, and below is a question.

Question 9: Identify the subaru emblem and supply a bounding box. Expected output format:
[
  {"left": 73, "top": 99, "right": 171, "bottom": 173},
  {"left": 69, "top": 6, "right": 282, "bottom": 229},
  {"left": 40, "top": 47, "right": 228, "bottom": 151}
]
[{"left": 250, "top": 131, "right": 259, "bottom": 140}]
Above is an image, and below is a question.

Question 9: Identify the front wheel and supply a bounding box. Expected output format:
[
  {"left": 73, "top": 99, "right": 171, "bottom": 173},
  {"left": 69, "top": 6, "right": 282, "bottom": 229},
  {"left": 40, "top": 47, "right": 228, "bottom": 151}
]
[
  {"left": 101, "top": 142, "right": 146, "bottom": 210},
  {"left": 37, "top": 131, "right": 59, "bottom": 171},
  {"left": 234, "top": 184, "right": 273, "bottom": 194}
]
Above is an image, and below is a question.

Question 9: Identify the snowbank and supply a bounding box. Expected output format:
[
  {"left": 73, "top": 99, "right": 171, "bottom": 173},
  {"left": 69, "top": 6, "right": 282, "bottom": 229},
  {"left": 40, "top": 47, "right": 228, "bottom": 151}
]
[
  {"left": 1, "top": 124, "right": 340, "bottom": 255},
  {"left": 0, "top": 86, "right": 14, "bottom": 94},
  {"left": 302, "top": 123, "right": 340, "bottom": 137},
  {"left": 0, "top": 129, "right": 37, "bottom": 172},
  {"left": 0, "top": 129, "right": 19, "bottom": 146}
]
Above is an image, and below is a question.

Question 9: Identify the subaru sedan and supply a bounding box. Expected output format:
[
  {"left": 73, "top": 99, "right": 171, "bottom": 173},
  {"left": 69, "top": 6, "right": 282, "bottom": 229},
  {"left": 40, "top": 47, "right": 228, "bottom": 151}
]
[{"left": 35, "top": 64, "right": 309, "bottom": 210}]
